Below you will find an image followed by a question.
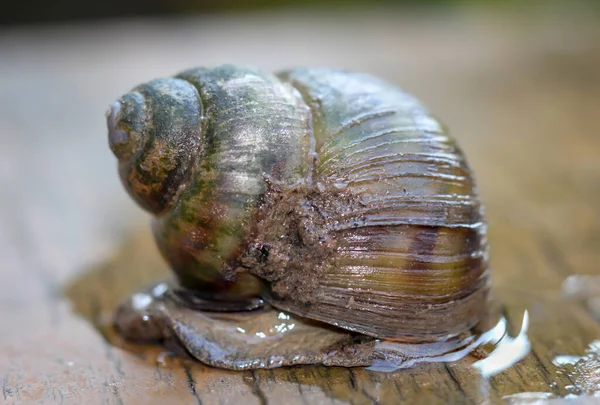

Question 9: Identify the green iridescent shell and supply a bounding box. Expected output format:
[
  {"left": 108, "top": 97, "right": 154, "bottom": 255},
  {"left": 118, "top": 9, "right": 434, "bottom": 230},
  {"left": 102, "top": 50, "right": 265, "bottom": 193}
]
[{"left": 108, "top": 65, "right": 489, "bottom": 341}]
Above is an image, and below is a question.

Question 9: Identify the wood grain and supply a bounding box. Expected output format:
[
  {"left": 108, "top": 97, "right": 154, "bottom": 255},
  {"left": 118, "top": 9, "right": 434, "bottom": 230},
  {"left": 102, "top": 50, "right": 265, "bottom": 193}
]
[{"left": 1, "top": 6, "right": 600, "bottom": 404}]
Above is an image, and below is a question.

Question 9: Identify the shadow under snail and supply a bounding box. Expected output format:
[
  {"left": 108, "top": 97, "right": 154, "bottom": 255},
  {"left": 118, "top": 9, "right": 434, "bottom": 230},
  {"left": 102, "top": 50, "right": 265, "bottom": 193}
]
[{"left": 107, "top": 65, "right": 498, "bottom": 371}]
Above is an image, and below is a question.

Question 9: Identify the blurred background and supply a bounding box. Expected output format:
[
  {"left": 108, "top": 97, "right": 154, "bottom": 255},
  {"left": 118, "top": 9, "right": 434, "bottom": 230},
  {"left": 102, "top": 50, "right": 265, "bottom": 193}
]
[
  {"left": 3, "top": 0, "right": 597, "bottom": 26},
  {"left": 1, "top": 0, "right": 600, "bottom": 403}
]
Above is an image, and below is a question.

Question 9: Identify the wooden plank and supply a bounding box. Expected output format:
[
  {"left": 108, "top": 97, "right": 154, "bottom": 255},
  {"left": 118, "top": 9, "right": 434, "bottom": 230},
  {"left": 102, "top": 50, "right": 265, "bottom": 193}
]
[{"left": 1, "top": 7, "right": 600, "bottom": 404}]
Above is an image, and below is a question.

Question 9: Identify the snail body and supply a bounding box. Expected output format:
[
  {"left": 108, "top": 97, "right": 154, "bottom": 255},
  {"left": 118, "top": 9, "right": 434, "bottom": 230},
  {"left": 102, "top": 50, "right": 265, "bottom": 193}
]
[{"left": 108, "top": 65, "right": 490, "bottom": 356}]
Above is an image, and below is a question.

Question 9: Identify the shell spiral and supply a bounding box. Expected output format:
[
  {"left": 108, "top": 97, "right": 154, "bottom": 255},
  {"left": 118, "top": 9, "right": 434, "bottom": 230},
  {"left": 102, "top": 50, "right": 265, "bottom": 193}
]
[{"left": 108, "top": 65, "right": 490, "bottom": 341}]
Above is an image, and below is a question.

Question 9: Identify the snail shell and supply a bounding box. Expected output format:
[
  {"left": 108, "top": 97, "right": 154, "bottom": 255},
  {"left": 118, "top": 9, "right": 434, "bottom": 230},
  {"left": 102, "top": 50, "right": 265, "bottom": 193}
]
[{"left": 108, "top": 65, "right": 489, "bottom": 342}]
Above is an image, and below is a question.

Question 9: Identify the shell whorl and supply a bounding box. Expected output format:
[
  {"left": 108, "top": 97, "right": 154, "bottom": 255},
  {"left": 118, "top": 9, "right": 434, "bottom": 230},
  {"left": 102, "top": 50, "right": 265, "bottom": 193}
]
[
  {"left": 107, "top": 78, "right": 203, "bottom": 214},
  {"left": 110, "top": 66, "right": 313, "bottom": 298},
  {"left": 108, "top": 65, "right": 489, "bottom": 340}
]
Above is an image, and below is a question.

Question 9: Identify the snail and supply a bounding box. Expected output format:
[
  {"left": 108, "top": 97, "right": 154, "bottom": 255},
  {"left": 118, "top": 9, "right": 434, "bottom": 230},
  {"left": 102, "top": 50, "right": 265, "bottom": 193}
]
[{"left": 108, "top": 65, "right": 495, "bottom": 370}]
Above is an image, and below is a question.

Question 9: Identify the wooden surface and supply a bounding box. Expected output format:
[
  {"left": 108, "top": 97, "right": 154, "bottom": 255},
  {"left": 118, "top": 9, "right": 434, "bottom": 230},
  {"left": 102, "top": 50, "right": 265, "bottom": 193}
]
[{"left": 1, "top": 6, "right": 600, "bottom": 404}]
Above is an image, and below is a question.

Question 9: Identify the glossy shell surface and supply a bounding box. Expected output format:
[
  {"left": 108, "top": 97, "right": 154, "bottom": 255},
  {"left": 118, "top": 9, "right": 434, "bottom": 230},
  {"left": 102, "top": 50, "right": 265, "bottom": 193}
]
[{"left": 108, "top": 65, "right": 489, "bottom": 342}]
